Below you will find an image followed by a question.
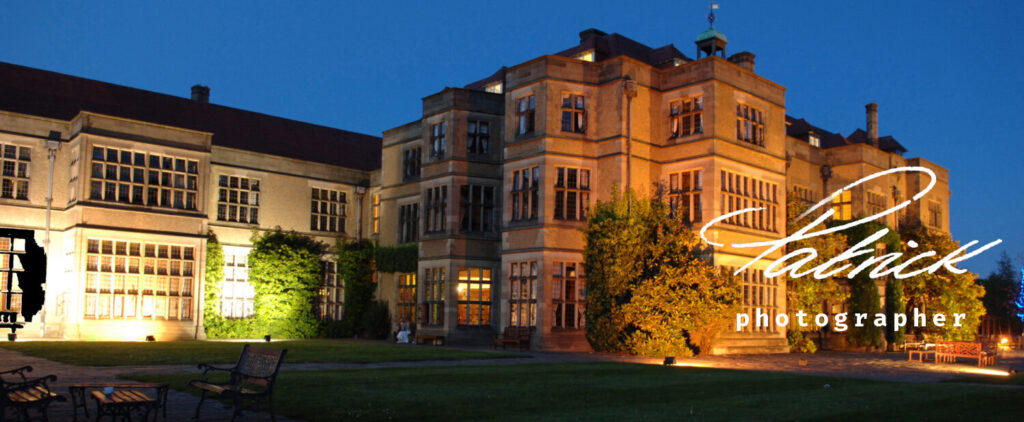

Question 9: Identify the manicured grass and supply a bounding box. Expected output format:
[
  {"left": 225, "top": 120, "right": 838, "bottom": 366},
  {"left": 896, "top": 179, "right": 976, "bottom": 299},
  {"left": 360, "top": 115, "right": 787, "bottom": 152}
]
[
  {"left": 943, "top": 373, "right": 1024, "bottom": 386},
  {"left": 0, "top": 340, "right": 520, "bottom": 366},
  {"left": 127, "top": 362, "right": 1024, "bottom": 421}
]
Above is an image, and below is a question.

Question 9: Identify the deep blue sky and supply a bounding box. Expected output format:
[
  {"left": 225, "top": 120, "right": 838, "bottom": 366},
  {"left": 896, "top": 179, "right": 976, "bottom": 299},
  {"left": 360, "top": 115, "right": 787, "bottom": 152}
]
[{"left": 1, "top": 1, "right": 1021, "bottom": 275}]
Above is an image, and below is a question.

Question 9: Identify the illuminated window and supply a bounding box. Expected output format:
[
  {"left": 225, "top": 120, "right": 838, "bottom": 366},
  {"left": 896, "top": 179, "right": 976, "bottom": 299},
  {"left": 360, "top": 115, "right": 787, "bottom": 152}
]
[
  {"left": 552, "top": 262, "right": 586, "bottom": 329},
  {"left": 372, "top": 194, "right": 381, "bottom": 235},
  {"left": 573, "top": 49, "right": 595, "bottom": 62},
  {"left": 216, "top": 175, "right": 260, "bottom": 225},
  {"left": 669, "top": 96, "right": 703, "bottom": 138},
  {"left": 424, "top": 185, "right": 448, "bottom": 234},
  {"left": 0, "top": 143, "right": 30, "bottom": 200},
  {"left": 457, "top": 267, "right": 491, "bottom": 325},
  {"left": 831, "top": 190, "right": 852, "bottom": 220},
  {"left": 398, "top": 203, "right": 419, "bottom": 244},
  {"left": 84, "top": 238, "right": 194, "bottom": 320},
  {"left": 318, "top": 260, "right": 342, "bottom": 321},
  {"left": 733, "top": 266, "right": 777, "bottom": 333},
  {"left": 397, "top": 273, "right": 417, "bottom": 323},
  {"left": 736, "top": 103, "right": 766, "bottom": 146},
  {"left": 310, "top": 188, "right": 346, "bottom": 233},
  {"left": 510, "top": 166, "right": 539, "bottom": 222},
  {"left": 467, "top": 120, "right": 490, "bottom": 155},
  {"left": 424, "top": 267, "right": 446, "bottom": 326},
  {"left": 516, "top": 95, "right": 536, "bottom": 135},
  {"left": 508, "top": 261, "right": 536, "bottom": 327},
  {"left": 403, "top": 147, "right": 421, "bottom": 180},
  {"left": 668, "top": 170, "right": 703, "bottom": 222},
  {"left": 928, "top": 201, "right": 943, "bottom": 229},
  {"left": 808, "top": 133, "right": 821, "bottom": 148},
  {"left": 221, "top": 249, "right": 254, "bottom": 319},
  {"left": 720, "top": 170, "right": 778, "bottom": 232},
  {"left": 484, "top": 82, "right": 503, "bottom": 94},
  {"left": 89, "top": 146, "right": 198, "bottom": 210},
  {"left": 560, "top": 94, "right": 586, "bottom": 133},
  {"left": 554, "top": 167, "right": 590, "bottom": 221},
  {"left": 0, "top": 235, "right": 28, "bottom": 316},
  {"left": 459, "top": 184, "right": 495, "bottom": 233},
  {"left": 430, "top": 122, "right": 446, "bottom": 159}
]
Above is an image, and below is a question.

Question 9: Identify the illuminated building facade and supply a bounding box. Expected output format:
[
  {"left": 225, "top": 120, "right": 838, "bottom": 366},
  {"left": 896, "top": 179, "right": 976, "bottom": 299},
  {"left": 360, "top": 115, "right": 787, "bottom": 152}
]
[
  {"left": 377, "top": 27, "right": 949, "bottom": 353},
  {"left": 0, "top": 63, "right": 380, "bottom": 340}
]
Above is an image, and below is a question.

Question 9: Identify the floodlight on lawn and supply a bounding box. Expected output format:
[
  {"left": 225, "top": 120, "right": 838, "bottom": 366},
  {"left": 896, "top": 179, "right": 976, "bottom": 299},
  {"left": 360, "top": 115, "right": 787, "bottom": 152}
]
[
  {"left": 145, "top": 335, "right": 156, "bottom": 342},
  {"left": 663, "top": 356, "right": 675, "bottom": 366}
]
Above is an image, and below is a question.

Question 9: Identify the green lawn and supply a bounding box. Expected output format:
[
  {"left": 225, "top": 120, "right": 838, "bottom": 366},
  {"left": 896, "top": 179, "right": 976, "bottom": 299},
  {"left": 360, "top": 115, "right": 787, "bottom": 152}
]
[
  {"left": 943, "top": 373, "right": 1024, "bottom": 386},
  {"left": 127, "top": 362, "right": 1024, "bottom": 421},
  {"left": 0, "top": 340, "right": 520, "bottom": 366}
]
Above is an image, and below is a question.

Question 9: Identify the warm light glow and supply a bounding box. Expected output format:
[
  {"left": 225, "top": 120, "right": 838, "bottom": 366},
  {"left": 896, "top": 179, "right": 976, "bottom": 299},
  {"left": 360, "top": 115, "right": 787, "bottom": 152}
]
[
  {"left": 958, "top": 367, "right": 1011, "bottom": 377},
  {"left": 1000, "top": 337, "right": 1008, "bottom": 344}
]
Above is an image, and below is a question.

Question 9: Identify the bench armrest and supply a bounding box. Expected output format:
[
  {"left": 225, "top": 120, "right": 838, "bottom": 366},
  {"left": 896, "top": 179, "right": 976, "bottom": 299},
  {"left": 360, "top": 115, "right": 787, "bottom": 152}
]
[
  {"left": 4, "top": 374, "right": 57, "bottom": 391},
  {"left": 0, "top": 365, "right": 33, "bottom": 383},
  {"left": 196, "top": 363, "right": 235, "bottom": 381}
]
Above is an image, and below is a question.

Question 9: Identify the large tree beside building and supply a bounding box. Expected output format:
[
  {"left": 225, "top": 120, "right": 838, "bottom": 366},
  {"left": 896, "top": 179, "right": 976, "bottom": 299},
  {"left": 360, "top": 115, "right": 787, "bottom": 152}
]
[
  {"left": 584, "top": 189, "right": 739, "bottom": 357},
  {"left": 898, "top": 222, "right": 985, "bottom": 340},
  {"left": 979, "top": 252, "right": 1022, "bottom": 334}
]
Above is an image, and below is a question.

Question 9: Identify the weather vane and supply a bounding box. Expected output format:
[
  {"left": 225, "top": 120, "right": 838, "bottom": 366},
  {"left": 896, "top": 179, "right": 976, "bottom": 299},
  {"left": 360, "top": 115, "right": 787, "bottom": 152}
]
[{"left": 707, "top": 1, "right": 720, "bottom": 27}]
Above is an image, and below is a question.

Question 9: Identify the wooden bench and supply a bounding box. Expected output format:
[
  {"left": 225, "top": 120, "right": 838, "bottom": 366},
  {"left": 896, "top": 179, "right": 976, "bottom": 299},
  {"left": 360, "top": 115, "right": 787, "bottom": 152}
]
[
  {"left": 907, "top": 349, "right": 936, "bottom": 362},
  {"left": 415, "top": 334, "right": 445, "bottom": 346},
  {"left": 935, "top": 341, "right": 997, "bottom": 367},
  {"left": 189, "top": 345, "right": 287, "bottom": 422},
  {"left": 0, "top": 366, "right": 65, "bottom": 422},
  {"left": 493, "top": 326, "right": 531, "bottom": 351}
]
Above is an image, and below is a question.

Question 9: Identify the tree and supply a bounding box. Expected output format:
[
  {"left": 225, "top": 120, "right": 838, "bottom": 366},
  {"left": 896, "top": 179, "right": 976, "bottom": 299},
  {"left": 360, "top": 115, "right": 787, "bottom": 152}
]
[
  {"left": 838, "top": 221, "right": 900, "bottom": 349},
  {"left": 980, "top": 252, "right": 1021, "bottom": 334},
  {"left": 899, "top": 222, "right": 985, "bottom": 340},
  {"left": 585, "top": 188, "right": 739, "bottom": 356},
  {"left": 336, "top": 239, "right": 375, "bottom": 337},
  {"left": 248, "top": 229, "right": 325, "bottom": 338},
  {"left": 784, "top": 193, "right": 848, "bottom": 352}
]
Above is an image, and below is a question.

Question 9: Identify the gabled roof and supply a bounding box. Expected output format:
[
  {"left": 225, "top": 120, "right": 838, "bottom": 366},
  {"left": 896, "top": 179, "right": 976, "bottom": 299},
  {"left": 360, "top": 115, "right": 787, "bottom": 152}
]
[
  {"left": 846, "top": 129, "right": 907, "bottom": 154},
  {"left": 786, "top": 115, "right": 908, "bottom": 154},
  {"left": 0, "top": 61, "right": 381, "bottom": 171},
  {"left": 465, "top": 29, "right": 692, "bottom": 90}
]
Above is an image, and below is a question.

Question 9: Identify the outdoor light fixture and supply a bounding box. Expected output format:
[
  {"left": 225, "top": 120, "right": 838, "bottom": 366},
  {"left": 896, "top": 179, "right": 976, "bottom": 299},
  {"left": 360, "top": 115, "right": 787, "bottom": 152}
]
[
  {"left": 264, "top": 335, "right": 272, "bottom": 342},
  {"left": 663, "top": 356, "right": 675, "bottom": 366},
  {"left": 145, "top": 335, "right": 156, "bottom": 342},
  {"left": 7, "top": 333, "right": 16, "bottom": 342},
  {"left": 1009, "top": 368, "right": 1017, "bottom": 376}
]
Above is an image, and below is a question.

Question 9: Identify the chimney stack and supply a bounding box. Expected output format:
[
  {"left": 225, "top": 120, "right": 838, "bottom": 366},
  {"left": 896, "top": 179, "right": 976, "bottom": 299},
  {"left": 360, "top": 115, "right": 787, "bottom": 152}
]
[
  {"left": 191, "top": 85, "right": 210, "bottom": 103},
  {"left": 727, "top": 51, "right": 756, "bottom": 72},
  {"left": 865, "top": 103, "right": 878, "bottom": 146}
]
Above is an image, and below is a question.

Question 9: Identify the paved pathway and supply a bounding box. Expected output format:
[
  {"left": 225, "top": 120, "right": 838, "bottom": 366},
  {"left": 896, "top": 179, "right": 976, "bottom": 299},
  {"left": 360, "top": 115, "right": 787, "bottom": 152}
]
[{"left": 1, "top": 344, "right": 1020, "bottom": 421}]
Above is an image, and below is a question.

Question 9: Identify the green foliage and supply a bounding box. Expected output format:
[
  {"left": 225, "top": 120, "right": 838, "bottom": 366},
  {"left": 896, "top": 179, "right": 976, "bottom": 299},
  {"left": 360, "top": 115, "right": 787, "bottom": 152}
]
[
  {"left": 585, "top": 188, "right": 739, "bottom": 356},
  {"left": 337, "top": 239, "right": 376, "bottom": 337},
  {"left": 360, "top": 300, "right": 393, "bottom": 340},
  {"left": 885, "top": 277, "right": 906, "bottom": 347},
  {"left": 374, "top": 244, "right": 418, "bottom": 273},
  {"left": 899, "top": 222, "right": 985, "bottom": 340},
  {"left": 839, "top": 221, "right": 899, "bottom": 349},
  {"left": 787, "top": 329, "right": 817, "bottom": 353},
  {"left": 202, "top": 232, "right": 258, "bottom": 339},
  {"left": 248, "top": 230, "right": 325, "bottom": 339},
  {"left": 980, "top": 252, "right": 1021, "bottom": 333},
  {"left": 784, "top": 192, "right": 848, "bottom": 330}
]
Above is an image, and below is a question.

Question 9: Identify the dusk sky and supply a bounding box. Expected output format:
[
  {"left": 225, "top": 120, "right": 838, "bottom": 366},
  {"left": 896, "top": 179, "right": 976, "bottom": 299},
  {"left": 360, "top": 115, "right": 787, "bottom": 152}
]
[{"left": 1, "top": 1, "right": 1020, "bottom": 276}]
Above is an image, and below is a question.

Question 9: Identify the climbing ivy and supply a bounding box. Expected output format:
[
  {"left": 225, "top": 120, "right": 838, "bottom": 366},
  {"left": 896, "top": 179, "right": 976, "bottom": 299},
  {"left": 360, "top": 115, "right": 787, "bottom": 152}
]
[
  {"left": 248, "top": 230, "right": 325, "bottom": 339},
  {"left": 202, "top": 232, "right": 256, "bottom": 339}
]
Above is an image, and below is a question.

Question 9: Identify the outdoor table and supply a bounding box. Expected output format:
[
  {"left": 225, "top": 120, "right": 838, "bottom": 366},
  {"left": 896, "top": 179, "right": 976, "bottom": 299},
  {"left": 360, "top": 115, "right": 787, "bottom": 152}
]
[{"left": 68, "top": 382, "right": 168, "bottom": 422}]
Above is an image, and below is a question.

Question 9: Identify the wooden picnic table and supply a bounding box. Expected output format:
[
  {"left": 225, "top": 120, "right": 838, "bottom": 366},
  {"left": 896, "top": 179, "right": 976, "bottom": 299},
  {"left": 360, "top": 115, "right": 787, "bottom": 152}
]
[{"left": 69, "top": 382, "right": 168, "bottom": 422}]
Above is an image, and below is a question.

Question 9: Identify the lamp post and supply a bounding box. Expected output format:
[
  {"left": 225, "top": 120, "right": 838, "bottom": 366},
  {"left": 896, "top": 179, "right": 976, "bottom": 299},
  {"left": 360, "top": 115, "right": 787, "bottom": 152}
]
[{"left": 622, "top": 76, "right": 638, "bottom": 213}]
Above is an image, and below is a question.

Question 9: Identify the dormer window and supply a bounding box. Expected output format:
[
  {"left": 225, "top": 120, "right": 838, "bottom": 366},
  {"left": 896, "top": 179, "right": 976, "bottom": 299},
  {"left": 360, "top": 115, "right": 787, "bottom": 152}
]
[
  {"left": 808, "top": 133, "right": 821, "bottom": 148},
  {"left": 484, "top": 82, "right": 503, "bottom": 94},
  {"left": 573, "top": 49, "right": 595, "bottom": 62}
]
